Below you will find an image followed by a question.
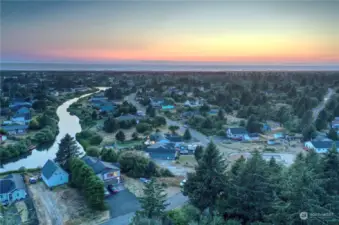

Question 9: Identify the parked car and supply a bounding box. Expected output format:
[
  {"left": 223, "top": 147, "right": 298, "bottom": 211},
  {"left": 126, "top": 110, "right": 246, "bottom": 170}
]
[
  {"left": 29, "top": 177, "right": 37, "bottom": 184},
  {"left": 140, "top": 178, "right": 150, "bottom": 184},
  {"left": 104, "top": 188, "right": 111, "bottom": 197},
  {"left": 180, "top": 179, "right": 186, "bottom": 187},
  {"left": 107, "top": 185, "right": 119, "bottom": 194}
]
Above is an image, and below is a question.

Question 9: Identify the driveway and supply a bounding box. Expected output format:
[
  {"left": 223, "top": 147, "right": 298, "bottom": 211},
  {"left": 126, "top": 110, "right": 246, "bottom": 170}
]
[
  {"left": 125, "top": 93, "right": 210, "bottom": 146},
  {"left": 312, "top": 88, "right": 334, "bottom": 122},
  {"left": 100, "top": 192, "right": 188, "bottom": 225},
  {"left": 106, "top": 189, "right": 141, "bottom": 219}
]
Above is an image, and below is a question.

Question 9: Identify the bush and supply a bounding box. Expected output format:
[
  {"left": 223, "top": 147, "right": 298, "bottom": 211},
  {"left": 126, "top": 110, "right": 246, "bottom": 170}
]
[
  {"left": 158, "top": 168, "right": 174, "bottom": 177},
  {"left": 86, "top": 146, "right": 100, "bottom": 157},
  {"left": 136, "top": 123, "right": 152, "bottom": 133},
  {"left": 89, "top": 134, "right": 103, "bottom": 145},
  {"left": 217, "top": 130, "right": 226, "bottom": 136},
  {"left": 118, "top": 151, "right": 151, "bottom": 178}
]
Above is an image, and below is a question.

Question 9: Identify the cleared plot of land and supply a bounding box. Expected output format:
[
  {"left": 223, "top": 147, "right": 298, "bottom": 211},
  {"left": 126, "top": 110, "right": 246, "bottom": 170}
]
[
  {"left": 177, "top": 155, "right": 197, "bottom": 168},
  {"left": 28, "top": 182, "right": 109, "bottom": 225}
]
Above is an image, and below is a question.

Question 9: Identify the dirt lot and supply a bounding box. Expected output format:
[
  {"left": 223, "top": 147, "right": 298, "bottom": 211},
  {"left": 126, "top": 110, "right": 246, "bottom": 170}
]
[
  {"left": 123, "top": 175, "right": 182, "bottom": 198},
  {"left": 27, "top": 182, "right": 109, "bottom": 225}
]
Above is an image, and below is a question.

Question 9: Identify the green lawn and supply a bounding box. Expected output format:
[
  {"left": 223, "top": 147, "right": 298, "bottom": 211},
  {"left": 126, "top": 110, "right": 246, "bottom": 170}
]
[
  {"left": 178, "top": 155, "right": 197, "bottom": 168},
  {"left": 116, "top": 140, "right": 143, "bottom": 148}
]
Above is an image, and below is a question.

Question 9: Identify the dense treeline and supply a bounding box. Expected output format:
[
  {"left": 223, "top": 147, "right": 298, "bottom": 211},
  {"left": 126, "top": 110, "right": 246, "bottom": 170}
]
[{"left": 130, "top": 142, "right": 339, "bottom": 225}]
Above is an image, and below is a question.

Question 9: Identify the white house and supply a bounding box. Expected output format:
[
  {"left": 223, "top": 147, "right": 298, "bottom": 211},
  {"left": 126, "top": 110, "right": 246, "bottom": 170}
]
[
  {"left": 227, "top": 128, "right": 248, "bottom": 140},
  {"left": 184, "top": 99, "right": 203, "bottom": 107},
  {"left": 304, "top": 141, "right": 339, "bottom": 153},
  {"left": 41, "top": 160, "right": 69, "bottom": 188}
]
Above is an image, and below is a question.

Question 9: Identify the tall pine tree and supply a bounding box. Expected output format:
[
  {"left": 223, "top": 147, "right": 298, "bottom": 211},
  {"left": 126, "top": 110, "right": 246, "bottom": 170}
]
[
  {"left": 137, "top": 178, "right": 168, "bottom": 219},
  {"left": 183, "top": 142, "right": 227, "bottom": 213},
  {"left": 55, "top": 134, "right": 80, "bottom": 170}
]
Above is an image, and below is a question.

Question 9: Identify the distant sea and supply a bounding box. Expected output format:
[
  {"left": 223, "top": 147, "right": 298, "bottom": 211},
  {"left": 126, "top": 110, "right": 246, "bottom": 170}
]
[{"left": 1, "top": 62, "right": 339, "bottom": 71}]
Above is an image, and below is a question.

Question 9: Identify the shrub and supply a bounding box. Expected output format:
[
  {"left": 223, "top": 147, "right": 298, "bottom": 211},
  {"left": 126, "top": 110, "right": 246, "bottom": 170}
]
[
  {"left": 217, "top": 130, "right": 226, "bottom": 136},
  {"left": 86, "top": 146, "right": 100, "bottom": 157},
  {"left": 136, "top": 123, "right": 152, "bottom": 133},
  {"left": 158, "top": 168, "right": 174, "bottom": 177},
  {"left": 89, "top": 134, "right": 103, "bottom": 145}
]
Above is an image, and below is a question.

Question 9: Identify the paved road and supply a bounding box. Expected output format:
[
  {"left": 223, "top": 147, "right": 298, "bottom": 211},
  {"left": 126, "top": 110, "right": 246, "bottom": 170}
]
[
  {"left": 125, "top": 93, "right": 210, "bottom": 146},
  {"left": 312, "top": 88, "right": 334, "bottom": 122},
  {"left": 99, "top": 193, "right": 188, "bottom": 225}
]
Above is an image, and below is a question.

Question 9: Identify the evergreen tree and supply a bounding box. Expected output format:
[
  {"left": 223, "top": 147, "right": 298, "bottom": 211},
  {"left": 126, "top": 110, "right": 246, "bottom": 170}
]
[
  {"left": 183, "top": 128, "right": 192, "bottom": 140},
  {"left": 299, "top": 110, "right": 313, "bottom": 131},
  {"left": 146, "top": 105, "right": 156, "bottom": 117},
  {"left": 183, "top": 142, "right": 227, "bottom": 212},
  {"left": 269, "top": 154, "right": 330, "bottom": 225},
  {"left": 315, "top": 109, "right": 328, "bottom": 130},
  {"left": 115, "top": 130, "right": 125, "bottom": 142},
  {"left": 55, "top": 134, "right": 80, "bottom": 170},
  {"left": 321, "top": 144, "right": 339, "bottom": 216},
  {"left": 132, "top": 132, "right": 139, "bottom": 140},
  {"left": 246, "top": 115, "right": 263, "bottom": 133},
  {"left": 168, "top": 125, "right": 179, "bottom": 134},
  {"left": 85, "top": 175, "right": 105, "bottom": 210},
  {"left": 103, "top": 117, "right": 119, "bottom": 133},
  {"left": 194, "top": 145, "right": 204, "bottom": 161},
  {"left": 138, "top": 178, "right": 169, "bottom": 219},
  {"left": 328, "top": 128, "right": 338, "bottom": 140},
  {"left": 91, "top": 110, "right": 97, "bottom": 120},
  {"left": 100, "top": 148, "right": 118, "bottom": 163},
  {"left": 218, "top": 109, "right": 225, "bottom": 120},
  {"left": 302, "top": 124, "right": 316, "bottom": 141},
  {"left": 221, "top": 151, "right": 274, "bottom": 223}
]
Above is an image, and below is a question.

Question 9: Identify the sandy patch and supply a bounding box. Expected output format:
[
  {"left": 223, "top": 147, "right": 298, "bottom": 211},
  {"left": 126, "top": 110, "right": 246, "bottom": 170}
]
[{"left": 15, "top": 201, "right": 29, "bottom": 223}]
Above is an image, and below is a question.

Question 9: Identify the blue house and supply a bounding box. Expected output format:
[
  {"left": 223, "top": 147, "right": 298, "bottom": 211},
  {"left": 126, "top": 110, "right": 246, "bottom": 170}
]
[
  {"left": 1, "top": 124, "right": 28, "bottom": 135},
  {"left": 99, "top": 103, "right": 116, "bottom": 113},
  {"left": 262, "top": 124, "right": 272, "bottom": 132},
  {"left": 41, "top": 160, "right": 69, "bottom": 188},
  {"left": 16, "top": 107, "right": 30, "bottom": 115},
  {"left": 9, "top": 99, "right": 32, "bottom": 110},
  {"left": 162, "top": 105, "right": 175, "bottom": 110},
  {"left": 208, "top": 109, "right": 219, "bottom": 116},
  {"left": 0, "top": 174, "right": 27, "bottom": 206}
]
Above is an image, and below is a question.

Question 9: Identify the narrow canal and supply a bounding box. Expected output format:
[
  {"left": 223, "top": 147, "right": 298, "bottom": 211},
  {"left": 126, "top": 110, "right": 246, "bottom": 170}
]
[{"left": 0, "top": 88, "right": 108, "bottom": 172}]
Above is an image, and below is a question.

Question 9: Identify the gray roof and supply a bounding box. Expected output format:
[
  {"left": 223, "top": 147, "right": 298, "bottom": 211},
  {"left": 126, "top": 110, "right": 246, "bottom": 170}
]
[
  {"left": 82, "top": 156, "right": 119, "bottom": 174},
  {"left": 117, "top": 114, "right": 136, "bottom": 121},
  {"left": 146, "top": 142, "right": 176, "bottom": 154},
  {"left": 311, "top": 141, "right": 339, "bottom": 149},
  {"left": 1, "top": 125, "right": 29, "bottom": 131},
  {"left": 42, "top": 160, "right": 67, "bottom": 180},
  {"left": 0, "top": 174, "right": 26, "bottom": 194},
  {"left": 228, "top": 127, "right": 248, "bottom": 135}
]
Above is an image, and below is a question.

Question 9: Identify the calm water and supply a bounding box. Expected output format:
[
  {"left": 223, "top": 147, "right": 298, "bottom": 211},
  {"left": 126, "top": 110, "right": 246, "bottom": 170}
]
[{"left": 0, "top": 88, "right": 108, "bottom": 172}]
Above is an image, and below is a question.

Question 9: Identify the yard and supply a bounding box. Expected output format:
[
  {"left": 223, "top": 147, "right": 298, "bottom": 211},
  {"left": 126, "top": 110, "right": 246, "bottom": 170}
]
[
  {"left": 177, "top": 155, "right": 197, "bottom": 168},
  {"left": 27, "top": 182, "right": 109, "bottom": 225}
]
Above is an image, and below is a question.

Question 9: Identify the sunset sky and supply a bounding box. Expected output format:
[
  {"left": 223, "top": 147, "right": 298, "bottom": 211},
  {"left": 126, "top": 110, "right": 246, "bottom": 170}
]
[{"left": 1, "top": 1, "right": 339, "bottom": 65}]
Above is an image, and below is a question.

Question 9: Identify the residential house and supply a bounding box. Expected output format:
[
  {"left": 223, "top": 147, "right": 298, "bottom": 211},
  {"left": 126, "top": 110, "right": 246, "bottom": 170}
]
[
  {"left": 227, "top": 128, "right": 248, "bottom": 140},
  {"left": 41, "top": 160, "right": 69, "bottom": 188},
  {"left": 0, "top": 108, "right": 11, "bottom": 116},
  {"left": 82, "top": 156, "right": 121, "bottom": 186},
  {"left": 0, "top": 174, "right": 27, "bottom": 205},
  {"left": 149, "top": 132, "right": 170, "bottom": 143},
  {"left": 16, "top": 107, "right": 30, "bottom": 115},
  {"left": 1, "top": 125, "right": 28, "bottom": 135},
  {"left": 244, "top": 133, "right": 260, "bottom": 141},
  {"left": 161, "top": 105, "right": 175, "bottom": 110},
  {"left": 208, "top": 109, "right": 219, "bottom": 116},
  {"left": 9, "top": 99, "right": 32, "bottom": 110},
  {"left": 273, "top": 133, "right": 285, "bottom": 139},
  {"left": 99, "top": 103, "right": 116, "bottom": 113},
  {"left": 116, "top": 114, "right": 137, "bottom": 122},
  {"left": 184, "top": 99, "right": 203, "bottom": 108},
  {"left": 304, "top": 141, "right": 339, "bottom": 153},
  {"left": 0, "top": 134, "right": 7, "bottom": 143},
  {"left": 149, "top": 97, "right": 164, "bottom": 107},
  {"left": 145, "top": 142, "right": 177, "bottom": 160},
  {"left": 262, "top": 124, "right": 272, "bottom": 132},
  {"left": 181, "top": 111, "right": 200, "bottom": 118},
  {"left": 11, "top": 113, "right": 31, "bottom": 125},
  {"left": 331, "top": 117, "right": 339, "bottom": 129}
]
